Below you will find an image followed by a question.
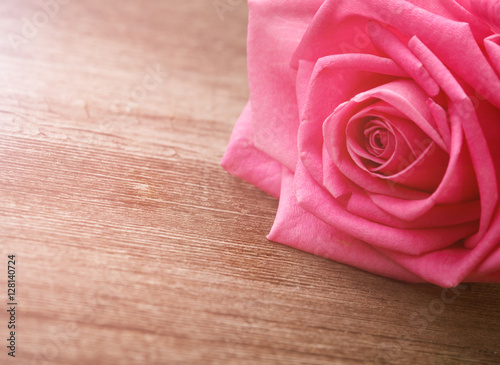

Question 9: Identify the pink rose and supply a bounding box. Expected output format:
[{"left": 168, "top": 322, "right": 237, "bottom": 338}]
[{"left": 222, "top": 0, "right": 500, "bottom": 287}]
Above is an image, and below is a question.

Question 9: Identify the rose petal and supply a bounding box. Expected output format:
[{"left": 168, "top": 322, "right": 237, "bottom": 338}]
[
  {"left": 378, "top": 246, "right": 472, "bottom": 288},
  {"left": 322, "top": 142, "right": 429, "bottom": 206},
  {"left": 379, "top": 208, "right": 500, "bottom": 287},
  {"left": 323, "top": 141, "right": 480, "bottom": 230},
  {"left": 485, "top": 34, "right": 500, "bottom": 76},
  {"left": 383, "top": 141, "right": 449, "bottom": 193},
  {"left": 268, "top": 166, "right": 423, "bottom": 282},
  {"left": 322, "top": 142, "right": 354, "bottom": 201},
  {"left": 291, "top": 0, "right": 500, "bottom": 108},
  {"left": 427, "top": 98, "right": 451, "bottom": 150},
  {"left": 370, "top": 117, "right": 479, "bottom": 221},
  {"left": 221, "top": 102, "right": 282, "bottom": 198},
  {"left": 248, "top": 0, "right": 323, "bottom": 171},
  {"left": 471, "top": 243, "right": 500, "bottom": 278},
  {"left": 296, "top": 60, "right": 316, "bottom": 118},
  {"left": 368, "top": 21, "right": 440, "bottom": 96},
  {"left": 294, "top": 160, "right": 478, "bottom": 256},
  {"left": 409, "top": 36, "right": 498, "bottom": 247},
  {"left": 470, "top": 0, "right": 500, "bottom": 32},
  {"left": 347, "top": 190, "right": 480, "bottom": 229}
]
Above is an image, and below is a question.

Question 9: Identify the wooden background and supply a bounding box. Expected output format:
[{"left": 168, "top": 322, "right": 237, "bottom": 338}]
[{"left": 0, "top": 1, "right": 499, "bottom": 364}]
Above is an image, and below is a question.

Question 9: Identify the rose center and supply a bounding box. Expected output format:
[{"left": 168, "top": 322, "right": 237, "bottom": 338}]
[
  {"left": 372, "top": 130, "right": 387, "bottom": 148},
  {"left": 363, "top": 120, "right": 394, "bottom": 158}
]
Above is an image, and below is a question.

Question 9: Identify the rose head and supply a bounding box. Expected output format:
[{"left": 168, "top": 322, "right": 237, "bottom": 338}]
[{"left": 222, "top": 0, "right": 500, "bottom": 287}]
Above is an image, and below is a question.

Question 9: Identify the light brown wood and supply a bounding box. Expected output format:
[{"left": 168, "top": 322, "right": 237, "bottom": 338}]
[{"left": 0, "top": 1, "right": 499, "bottom": 364}]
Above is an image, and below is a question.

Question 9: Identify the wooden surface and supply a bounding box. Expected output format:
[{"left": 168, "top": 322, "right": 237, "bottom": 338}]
[{"left": 0, "top": 1, "right": 499, "bottom": 364}]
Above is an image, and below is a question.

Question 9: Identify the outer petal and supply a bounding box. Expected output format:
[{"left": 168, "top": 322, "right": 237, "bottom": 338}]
[
  {"left": 294, "top": 157, "right": 500, "bottom": 286},
  {"left": 485, "top": 35, "right": 500, "bottom": 76},
  {"left": 471, "top": 244, "right": 500, "bottom": 278},
  {"left": 470, "top": 0, "right": 500, "bottom": 32},
  {"left": 291, "top": 0, "right": 500, "bottom": 108},
  {"left": 409, "top": 36, "right": 498, "bottom": 247},
  {"left": 221, "top": 103, "right": 282, "bottom": 198},
  {"left": 267, "top": 166, "right": 422, "bottom": 282},
  {"left": 248, "top": 0, "right": 323, "bottom": 171},
  {"left": 293, "top": 160, "right": 476, "bottom": 256},
  {"left": 378, "top": 208, "right": 500, "bottom": 287}
]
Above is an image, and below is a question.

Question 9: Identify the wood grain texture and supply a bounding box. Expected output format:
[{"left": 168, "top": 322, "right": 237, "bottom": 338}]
[{"left": 0, "top": 1, "right": 499, "bottom": 364}]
